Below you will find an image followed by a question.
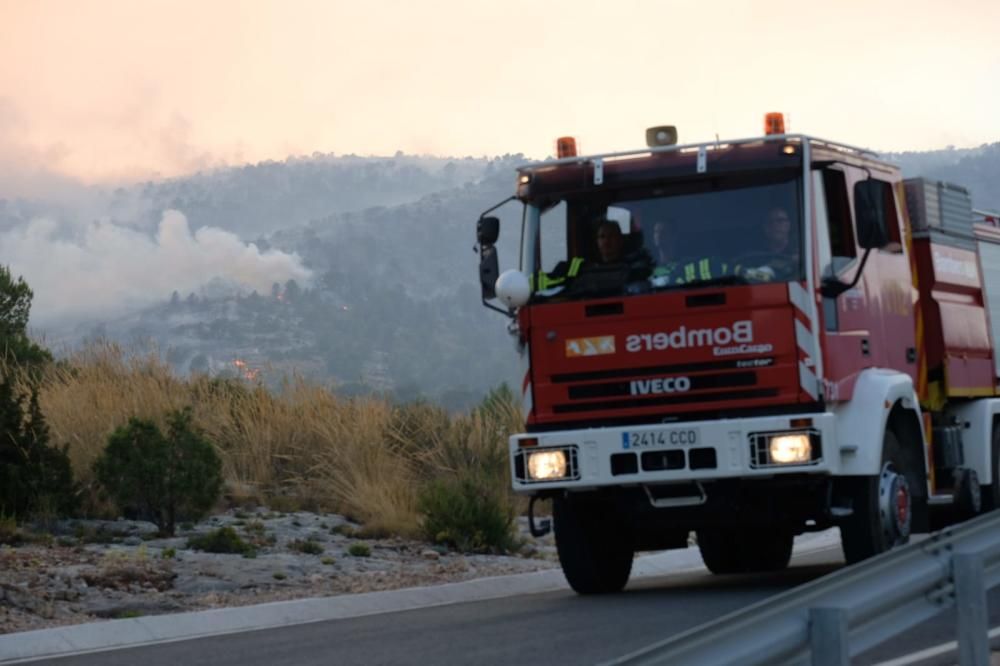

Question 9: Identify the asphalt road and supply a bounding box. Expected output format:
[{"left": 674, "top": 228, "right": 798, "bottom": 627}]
[{"left": 40, "top": 543, "right": 999, "bottom": 666}]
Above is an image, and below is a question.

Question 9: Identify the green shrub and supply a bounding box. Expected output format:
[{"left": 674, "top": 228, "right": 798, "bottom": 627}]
[
  {"left": 330, "top": 523, "right": 357, "bottom": 537},
  {"left": 0, "top": 512, "right": 18, "bottom": 545},
  {"left": 289, "top": 538, "right": 324, "bottom": 555},
  {"left": 93, "top": 408, "right": 222, "bottom": 536},
  {"left": 0, "top": 379, "right": 76, "bottom": 519},
  {"left": 418, "top": 476, "right": 516, "bottom": 554},
  {"left": 186, "top": 526, "right": 254, "bottom": 555},
  {"left": 347, "top": 543, "right": 371, "bottom": 557},
  {"left": 161, "top": 547, "right": 177, "bottom": 559}
]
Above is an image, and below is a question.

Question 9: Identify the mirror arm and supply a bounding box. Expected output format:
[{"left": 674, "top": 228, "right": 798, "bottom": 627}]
[
  {"left": 822, "top": 247, "right": 872, "bottom": 299},
  {"left": 482, "top": 298, "right": 515, "bottom": 319},
  {"left": 479, "top": 196, "right": 517, "bottom": 220}
]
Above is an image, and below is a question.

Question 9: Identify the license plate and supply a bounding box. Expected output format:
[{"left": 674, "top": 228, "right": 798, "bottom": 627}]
[{"left": 623, "top": 428, "right": 699, "bottom": 449}]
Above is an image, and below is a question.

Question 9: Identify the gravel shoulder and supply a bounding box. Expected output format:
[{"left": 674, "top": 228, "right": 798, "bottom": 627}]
[{"left": 0, "top": 509, "right": 557, "bottom": 635}]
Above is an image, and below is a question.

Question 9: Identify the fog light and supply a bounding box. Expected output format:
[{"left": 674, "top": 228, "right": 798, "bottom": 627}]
[
  {"left": 527, "top": 450, "right": 568, "bottom": 480},
  {"left": 769, "top": 434, "right": 812, "bottom": 464}
]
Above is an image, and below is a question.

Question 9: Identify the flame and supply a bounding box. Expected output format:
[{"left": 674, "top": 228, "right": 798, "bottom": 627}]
[{"left": 232, "top": 358, "right": 260, "bottom": 381}]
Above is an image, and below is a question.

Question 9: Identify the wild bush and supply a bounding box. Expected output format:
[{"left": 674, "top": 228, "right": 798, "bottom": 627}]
[
  {"left": 0, "top": 512, "right": 17, "bottom": 545},
  {"left": 347, "top": 542, "right": 371, "bottom": 557},
  {"left": 186, "top": 526, "right": 255, "bottom": 555},
  {"left": 417, "top": 475, "right": 517, "bottom": 554},
  {"left": 288, "top": 538, "right": 324, "bottom": 555},
  {"left": 93, "top": 408, "right": 222, "bottom": 536}
]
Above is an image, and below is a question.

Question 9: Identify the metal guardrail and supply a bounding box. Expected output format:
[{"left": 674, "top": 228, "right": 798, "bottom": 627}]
[{"left": 606, "top": 510, "right": 1000, "bottom": 666}]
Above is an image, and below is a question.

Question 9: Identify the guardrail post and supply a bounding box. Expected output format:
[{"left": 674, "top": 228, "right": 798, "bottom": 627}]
[
  {"left": 953, "top": 554, "right": 989, "bottom": 666},
  {"left": 809, "top": 607, "right": 848, "bottom": 666}
]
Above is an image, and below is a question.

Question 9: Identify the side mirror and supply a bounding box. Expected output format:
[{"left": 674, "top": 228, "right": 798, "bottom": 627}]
[
  {"left": 477, "top": 216, "right": 500, "bottom": 246},
  {"left": 856, "top": 210, "right": 888, "bottom": 249},
  {"left": 854, "top": 180, "right": 889, "bottom": 249},
  {"left": 479, "top": 245, "right": 499, "bottom": 300}
]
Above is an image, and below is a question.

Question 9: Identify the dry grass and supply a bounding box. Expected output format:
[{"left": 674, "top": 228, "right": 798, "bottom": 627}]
[{"left": 18, "top": 343, "right": 521, "bottom": 536}]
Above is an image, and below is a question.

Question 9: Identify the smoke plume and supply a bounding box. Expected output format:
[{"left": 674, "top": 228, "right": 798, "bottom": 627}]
[{"left": 0, "top": 210, "right": 312, "bottom": 328}]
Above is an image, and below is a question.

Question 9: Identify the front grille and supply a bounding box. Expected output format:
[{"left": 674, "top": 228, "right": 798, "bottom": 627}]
[
  {"left": 551, "top": 357, "right": 775, "bottom": 384},
  {"left": 641, "top": 450, "right": 685, "bottom": 471},
  {"left": 567, "top": 371, "right": 757, "bottom": 400},
  {"left": 553, "top": 388, "right": 780, "bottom": 413},
  {"left": 611, "top": 447, "right": 719, "bottom": 476}
]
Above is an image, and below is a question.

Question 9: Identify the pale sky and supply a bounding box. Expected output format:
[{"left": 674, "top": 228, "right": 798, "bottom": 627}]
[{"left": 1, "top": 0, "right": 998, "bottom": 188}]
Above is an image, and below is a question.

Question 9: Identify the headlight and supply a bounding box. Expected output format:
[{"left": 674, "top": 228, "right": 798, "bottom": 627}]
[
  {"left": 768, "top": 434, "right": 812, "bottom": 464},
  {"left": 527, "top": 450, "right": 568, "bottom": 480}
]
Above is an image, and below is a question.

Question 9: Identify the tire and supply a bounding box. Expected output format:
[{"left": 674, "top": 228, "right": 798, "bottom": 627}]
[
  {"left": 840, "top": 429, "right": 912, "bottom": 564},
  {"left": 696, "top": 528, "right": 794, "bottom": 575},
  {"left": 553, "top": 496, "right": 633, "bottom": 594},
  {"left": 981, "top": 423, "right": 1000, "bottom": 512}
]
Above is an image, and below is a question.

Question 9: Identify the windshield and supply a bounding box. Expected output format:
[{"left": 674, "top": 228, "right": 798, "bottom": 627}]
[{"left": 522, "top": 171, "right": 803, "bottom": 300}]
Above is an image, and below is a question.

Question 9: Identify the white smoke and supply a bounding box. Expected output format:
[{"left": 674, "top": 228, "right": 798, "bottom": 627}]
[{"left": 0, "top": 210, "right": 313, "bottom": 328}]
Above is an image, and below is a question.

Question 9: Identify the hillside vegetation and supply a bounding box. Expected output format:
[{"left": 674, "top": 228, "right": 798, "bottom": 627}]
[{"left": 12, "top": 344, "right": 522, "bottom": 544}]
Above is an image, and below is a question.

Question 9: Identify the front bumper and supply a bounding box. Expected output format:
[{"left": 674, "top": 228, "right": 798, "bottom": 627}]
[{"left": 510, "top": 412, "right": 837, "bottom": 492}]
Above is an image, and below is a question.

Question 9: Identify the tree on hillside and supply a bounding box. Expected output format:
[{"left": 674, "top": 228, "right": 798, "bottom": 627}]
[
  {"left": 0, "top": 374, "right": 75, "bottom": 518},
  {"left": 0, "top": 265, "right": 73, "bottom": 518},
  {"left": 0, "top": 265, "right": 51, "bottom": 367}
]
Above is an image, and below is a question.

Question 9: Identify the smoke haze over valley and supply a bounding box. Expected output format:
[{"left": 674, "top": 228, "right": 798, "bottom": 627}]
[{"left": 2, "top": 142, "right": 998, "bottom": 408}]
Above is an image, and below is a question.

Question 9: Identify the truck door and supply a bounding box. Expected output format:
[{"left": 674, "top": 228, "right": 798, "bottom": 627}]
[
  {"left": 815, "top": 166, "right": 918, "bottom": 398},
  {"left": 856, "top": 175, "right": 917, "bottom": 383}
]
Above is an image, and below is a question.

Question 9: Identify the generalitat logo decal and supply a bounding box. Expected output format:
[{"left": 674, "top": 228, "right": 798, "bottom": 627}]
[{"left": 565, "top": 335, "right": 615, "bottom": 357}]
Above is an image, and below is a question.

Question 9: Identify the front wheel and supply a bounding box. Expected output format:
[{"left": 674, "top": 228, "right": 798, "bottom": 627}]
[
  {"left": 553, "top": 496, "right": 633, "bottom": 594},
  {"left": 840, "top": 430, "right": 912, "bottom": 564}
]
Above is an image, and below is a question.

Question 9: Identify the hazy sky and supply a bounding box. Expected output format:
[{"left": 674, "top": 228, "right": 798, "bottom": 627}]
[{"left": 1, "top": 0, "right": 998, "bottom": 187}]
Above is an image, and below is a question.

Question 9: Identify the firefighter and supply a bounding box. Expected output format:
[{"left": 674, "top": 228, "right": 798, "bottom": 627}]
[
  {"left": 596, "top": 220, "right": 626, "bottom": 263},
  {"left": 532, "top": 219, "right": 648, "bottom": 292},
  {"left": 735, "top": 206, "right": 798, "bottom": 281}
]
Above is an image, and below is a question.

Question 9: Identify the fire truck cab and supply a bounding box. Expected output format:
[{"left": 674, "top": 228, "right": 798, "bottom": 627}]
[{"left": 474, "top": 120, "right": 1000, "bottom": 594}]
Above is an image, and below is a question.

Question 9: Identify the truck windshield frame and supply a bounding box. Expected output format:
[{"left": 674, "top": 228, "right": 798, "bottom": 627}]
[{"left": 521, "top": 169, "right": 804, "bottom": 301}]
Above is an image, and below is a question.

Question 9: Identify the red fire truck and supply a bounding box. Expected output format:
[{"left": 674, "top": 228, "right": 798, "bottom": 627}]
[{"left": 474, "top": 115, "right": 1000, "bottom": 594}]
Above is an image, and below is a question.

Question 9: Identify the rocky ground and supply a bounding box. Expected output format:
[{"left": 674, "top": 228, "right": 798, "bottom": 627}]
[{"left": 0, "top": 509, "right": 558, "bottom": 635}]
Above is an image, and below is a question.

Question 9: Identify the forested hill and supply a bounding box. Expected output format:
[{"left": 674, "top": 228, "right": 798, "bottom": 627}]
[
  {"left": 31, "top": 142, "right": 1000, "bottom": 409},
  {"left": 79, "top": 155, "right": 530, "bottom": 410}
]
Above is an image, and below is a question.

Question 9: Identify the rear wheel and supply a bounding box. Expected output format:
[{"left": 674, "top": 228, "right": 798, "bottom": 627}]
[
  {"left": 840, "top": 429, "right": 912, "bottom": 564},
  {"left": 553, "top": 496, "right": 633, "bottom": 594},
  {"left": 696, "top": 528, "right": 794, "bottom": 574}
]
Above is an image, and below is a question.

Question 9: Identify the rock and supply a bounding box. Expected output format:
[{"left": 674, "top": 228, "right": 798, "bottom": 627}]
[
  {"left": 171, "top": 575, "right": 240, "bottom": 595},
  {"left": 0, "top": 508, "right": 560, "bottom": 636},
  {"left": 85, "top": 599, "right": 183, "bottom": 619}
]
